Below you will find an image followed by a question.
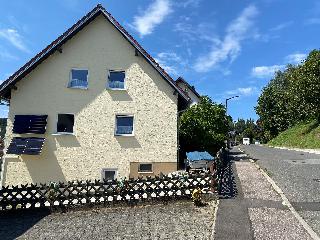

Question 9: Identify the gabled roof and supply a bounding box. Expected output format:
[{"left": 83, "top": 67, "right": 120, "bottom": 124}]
[
  {"left": 176, "top": 77, "right": 201, "bottom": 98},
  {"left": 0, "top": 4, "right": 189, "bottom": 101}
]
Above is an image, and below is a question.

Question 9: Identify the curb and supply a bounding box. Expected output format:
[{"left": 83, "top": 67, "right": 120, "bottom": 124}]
[{"left": 211, "top": 199, "right": 219, "bottom": 240}]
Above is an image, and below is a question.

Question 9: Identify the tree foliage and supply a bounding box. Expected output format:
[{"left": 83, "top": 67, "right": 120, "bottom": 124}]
[
  {"left": 256, "top": 50, "right": 320, "bottom": 140},
  {"left": 179, "top": 96, "right": 228, "bottom": 156},
  {"left": 232, "top": 118, "right": 263, "bottom": 143}
]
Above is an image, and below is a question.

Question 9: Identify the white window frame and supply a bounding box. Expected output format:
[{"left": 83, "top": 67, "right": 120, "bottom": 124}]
[
  {"left": 68, "top": 68, "right": 89, "bottom": 90},
  {"left": 53, "top": 113, "right": 75, "bottom": 135},
  {"left": 114, "top": 114, "right": 134, "bottom": 136},
  {"left": 107, "top": 69, "right": 126, "bottom": 90},
  {"left": 138, "top": 163, "right": 153, "bottom": 173},
  {"left": 101, "top": 168, "right": 118, "bottom": 181}
]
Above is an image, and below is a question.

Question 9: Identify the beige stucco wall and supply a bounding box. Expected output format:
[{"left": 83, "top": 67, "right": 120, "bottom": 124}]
[
  {"left": 2, "top": 15, "right": 178, "bottom": 186},
  {"left": 129, "top": 162, "right": 177, "bottom": 179}
]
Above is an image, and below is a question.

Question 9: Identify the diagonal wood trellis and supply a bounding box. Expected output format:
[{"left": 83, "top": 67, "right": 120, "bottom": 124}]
[{"left": 0, "top": 173, "right": 216, "bottom": 211}]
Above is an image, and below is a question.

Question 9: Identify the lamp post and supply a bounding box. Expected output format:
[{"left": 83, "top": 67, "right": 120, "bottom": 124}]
[
  {"left": 225, "top": 95, "right": 239, "bottom": 148},
  {"left": 225, "top": 95, "right": 239, "bottom": 114}
]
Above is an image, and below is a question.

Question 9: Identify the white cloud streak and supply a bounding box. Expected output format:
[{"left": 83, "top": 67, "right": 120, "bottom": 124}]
[
  {"left": 132, "top": 0, "right": 172, "bottom": 37},
  {"left": 226, "top": 86, "right": 259, "bottom": 97},
  {"left": 251, "top": 52, "right": 307, "bottom": 78},
  {"left": 285, "top": 53, "right": 307, "bottom": 64},
  {"left": 154, "top": 52, "right": 184, "bottom": 76},
  {"left": 0, "top": 28, "right": 29, "bottom": 52},
  {"left": 251, "top": 65, "right": 285, "bottom": 78},
  {"left": 194, "top": 5, "right": 258, "bottom": 72}
]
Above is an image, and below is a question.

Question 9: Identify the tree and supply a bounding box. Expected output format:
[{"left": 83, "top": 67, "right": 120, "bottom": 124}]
[
  {"left": 232, "top": 118, "right": 263, "bottom": 143},
  {"left": 179, "top": 96, "right": 228, "bottom": 156},
  {"left": 256, "top": 49, "right": 320, "bottom": 141}
]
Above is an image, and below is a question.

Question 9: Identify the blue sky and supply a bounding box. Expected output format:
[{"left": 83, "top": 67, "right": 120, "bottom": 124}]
[{"left": 0, "top": 0, "right": 319, "bottom": 120}]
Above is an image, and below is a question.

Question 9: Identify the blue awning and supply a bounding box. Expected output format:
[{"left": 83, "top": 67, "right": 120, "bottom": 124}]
[{"left": 186, "top": 151, "right": 214, "bottom": 161}]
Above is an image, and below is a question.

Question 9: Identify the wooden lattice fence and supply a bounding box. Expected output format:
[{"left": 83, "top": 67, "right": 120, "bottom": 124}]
[{"left": 0, "top": 173, "right": 216, "bottom": 211}]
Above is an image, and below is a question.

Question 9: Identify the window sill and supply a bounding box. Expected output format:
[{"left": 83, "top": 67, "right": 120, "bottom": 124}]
[
  {"left": 67, "top": 86, "right": 88, "bottom": 90},
  {"left": 107, "top": 88, "right": 126, "bottom": 91},
  {"left": 115, "top": 134, "right": 134, "bottom": 137},
  {"left": 52, "top": 132, "right": 75, "bottom": 136}
]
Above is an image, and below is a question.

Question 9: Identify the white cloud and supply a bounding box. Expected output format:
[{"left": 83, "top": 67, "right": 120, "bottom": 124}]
[
  {"left": 175, "top": 0, "right": 202, "bottom": 8},
  {"left": 285, "top": 53, "right": 307, "bottom": 64},
  {"left": 251, "top": 52, "right": 307, "bottom": 79},
  {"left": 305, "top": 18, "right": 320, "bottom": 25},
  {"left": 194, "top": 5, "right": 258, "bottom": 72},
  {"left": 154, "top": 52, "right": 184, "bottom": 76},
  {"left": 132, "top": 0, "right": 172, "bottom": 37},
  {"left": 0, "top": 47, "right": 18, "bottom": 60},
  {"left": 0, "top": 28, "right": 29, "bottom": 52},
  {"left": 251, "top": 65, "right": 285, "bottom": 78},
  {"left": 226, "top": 86, "right": 259, "bottom": 97},
  {"left": 270, "top": 21, "right": 293, "bottom": 31}
]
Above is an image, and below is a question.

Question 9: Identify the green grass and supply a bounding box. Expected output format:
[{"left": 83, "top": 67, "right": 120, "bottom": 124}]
[{"left": 268, "top": 120, "right": 320, "bottom": 149}]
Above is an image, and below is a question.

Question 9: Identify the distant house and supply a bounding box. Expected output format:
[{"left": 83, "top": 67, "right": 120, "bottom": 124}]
[
  {"left": 0, "top": 4, "right": 198, "bottom": 186},
  {"left": 176, "top": 77, "right": 201, "bottom": 106}
]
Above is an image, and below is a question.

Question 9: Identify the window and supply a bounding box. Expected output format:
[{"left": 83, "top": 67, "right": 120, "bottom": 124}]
[
  {"left": 68, "top": 69, "right": 88, "bottom": 89},
  {"left": 57, "top": 114, "right": 74, "bottom": 133},
  {"left": 138, "top": 163, "right": 153, "bottom": 173},
  {"left": 102, "top": 169, "right": 117, "bottom": 181},
  {"left": 108, "top": 70, "right": 125, "bottom": 89},
  {"left": 115, "top": 115, "right": 134, "bottom": 135}
]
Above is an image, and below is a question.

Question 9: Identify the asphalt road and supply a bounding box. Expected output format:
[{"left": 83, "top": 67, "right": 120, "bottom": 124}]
[{"left": 239, "top": 144, "right": 320, "bottom": 236}]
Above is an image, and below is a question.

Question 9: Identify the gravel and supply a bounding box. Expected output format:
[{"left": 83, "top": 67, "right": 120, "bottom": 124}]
[
  {"left": 0, "top": 201, "right": 216, "bottom": 240},
  {"left": 248, "top": 207, "right": 312, "bottom": 240},
  {"left": 235, "top": 161, "right": 281, "bottom": 201}
]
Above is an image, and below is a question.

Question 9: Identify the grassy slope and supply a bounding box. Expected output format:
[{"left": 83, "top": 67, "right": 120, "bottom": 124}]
[{"left": 268, "top": 120, "right": 320, "bottom": 149}]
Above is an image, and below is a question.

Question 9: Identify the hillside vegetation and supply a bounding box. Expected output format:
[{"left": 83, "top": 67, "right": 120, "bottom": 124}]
[
  {"left": 268, "top": 120, "right": 320, "bottom": 149},
  {"left": 256, "top": 50, "right": 320, "bottom": 142}
]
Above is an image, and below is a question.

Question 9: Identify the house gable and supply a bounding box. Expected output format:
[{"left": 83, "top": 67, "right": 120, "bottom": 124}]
[{"left": 0, "top": 4, "right": 189, "bottom": 102}]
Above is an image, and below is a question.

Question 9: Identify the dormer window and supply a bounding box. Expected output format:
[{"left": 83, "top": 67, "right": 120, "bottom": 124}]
[
  {"left": 108, "top": 70, "right": 125, "bottom": 90},
  {"left": 68, "top": 69, "right": 88, "bottom": 89}
]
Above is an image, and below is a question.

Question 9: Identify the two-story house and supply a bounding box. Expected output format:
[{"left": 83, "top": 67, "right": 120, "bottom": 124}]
[{"left": 0, "top": 5, "right": 193, "bottom": 186}]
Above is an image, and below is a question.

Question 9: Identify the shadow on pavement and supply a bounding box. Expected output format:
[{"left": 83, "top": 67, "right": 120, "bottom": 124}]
[
  {"left": 0, "top": 209, "right": 50, "bottom": 240},
  {"left": 218, "top": 160, "right": 238, "bottom": 199}
]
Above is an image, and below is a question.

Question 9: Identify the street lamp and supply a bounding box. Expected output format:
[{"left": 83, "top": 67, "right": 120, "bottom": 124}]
[
  {"left": 225, "top": 95, "right": 239, "bottom": 114},
  {"left": 225, "top": 95, "right": 239, "bottom": 149}
]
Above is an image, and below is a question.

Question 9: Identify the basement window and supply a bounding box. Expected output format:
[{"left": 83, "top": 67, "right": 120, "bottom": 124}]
[
  {"left": 138, "top": 163, "right": 153, "bottom": 173},
  {"left": 57, "top": 114, "right": 74, "bottom": 134},
  {"left": 102, "top": 169, "right": 117, "bottom": 181},
  {"left": 68, "top": 69, "right": 88, "bottom": 89},
  {"left": 108, "top": 70, "right": 125, "bottom": 89}
]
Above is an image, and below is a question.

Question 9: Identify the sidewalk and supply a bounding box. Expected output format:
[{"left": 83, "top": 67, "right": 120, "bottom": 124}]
[{"left": 213, "top": 149, "right": 317, "bottom": 240}]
